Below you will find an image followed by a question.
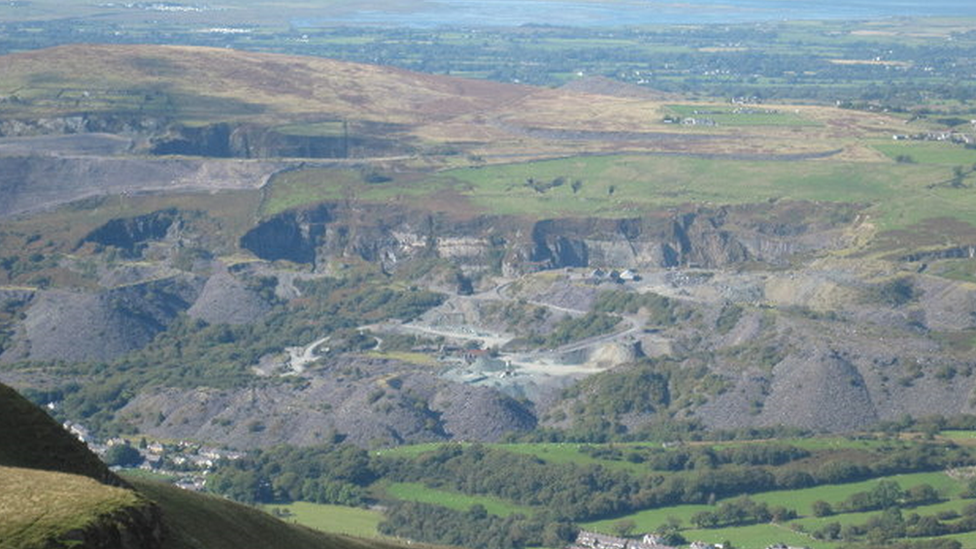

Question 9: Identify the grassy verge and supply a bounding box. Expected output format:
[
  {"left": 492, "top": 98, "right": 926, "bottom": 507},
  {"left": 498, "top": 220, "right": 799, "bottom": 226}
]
[
  {"left": 435, "top": 154, "right": 950, "bottom": 230},
  {"left": 872, "top": 141, "right": 976, "bottom": 165}
]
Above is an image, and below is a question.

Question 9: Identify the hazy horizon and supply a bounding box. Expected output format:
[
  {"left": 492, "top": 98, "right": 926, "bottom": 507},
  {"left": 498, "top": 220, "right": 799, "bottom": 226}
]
[{"left": 298, "top": 0, "right": 976, "bottom": 28}]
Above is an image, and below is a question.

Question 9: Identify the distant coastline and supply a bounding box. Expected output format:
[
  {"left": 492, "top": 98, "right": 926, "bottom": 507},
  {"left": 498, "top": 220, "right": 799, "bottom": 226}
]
[{"left": 297, "top": 0, "right": 976, "bottom": 28}]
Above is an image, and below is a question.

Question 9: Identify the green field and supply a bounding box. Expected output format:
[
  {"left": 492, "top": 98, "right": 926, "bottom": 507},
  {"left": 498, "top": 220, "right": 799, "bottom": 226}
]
[
  {"left": 385, "top": 482, "right": 535, "bottom": 517},
  {"left": 262, "top": 502, "right": 384, "bottom": 537},
  {"left": 750, "top": 471, "right": 961, "bottom": 515},
  {"left": 942, "top": 430, "right": 976, "bottom": 441},
  {"left": 261, "top": 168, "right": 365, "bottom": 216},
  {"left": 682, "top": 522, "right": 827, "bottom": 549},
  {"left": 711, "top": 437, "right": 889, "bottom": 452},
  {"left": 131, "top": 477, "right": 408, "bottom": 549},
  {"left": 279, "top": 155, "right": 922, "bottom": 221},
  {"left": 666, "top": 105, "right": 819, "bottom": 127},
  {"left": 580, "top": 470, "right": 966, "bottom": 549},
  {"left": 379, "top": 442, "right": 657, "bottom": 473},
  {"left": 791, "top": 497, "right": 972, "bottom": 532},
  {"left": 265, "top": 145, "right": 976, "bottom": 236},
  {"left": 582, "top": 502, "right": 714, "bottom": 534},
  {"left": 873, "top": 141, "right": 976, "bottom": 165},
  {"left": 438, "top": 154, "right": 960, "bottom": 230},
  {"left": 495, "top": 442, "right": 643, "bottom": 468}
]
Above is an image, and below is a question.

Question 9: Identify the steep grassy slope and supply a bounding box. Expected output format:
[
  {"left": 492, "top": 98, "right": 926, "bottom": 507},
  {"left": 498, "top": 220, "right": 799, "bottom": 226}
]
[
  {"left": 0, "top": 466, "right": 156, "bottom": 549},
  {"left": 130, "top": 477, "right": 409, "bottom": 549},
  {"left": 0, "top": 382, "right": 120, "bottom": 485}
]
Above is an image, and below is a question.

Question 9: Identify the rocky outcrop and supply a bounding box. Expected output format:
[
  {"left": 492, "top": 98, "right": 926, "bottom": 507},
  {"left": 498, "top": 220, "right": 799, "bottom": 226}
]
[
  {"left": 0, "top": 114, "right": 166, "bottom": 137},
  {"left": 241, "top": 201, "right": 856, "bottom": 274},
  {"left": 57, "top": 501, "right": 164, "bottom": 549},
  {"left": 587, "top": 342, "right": 642, "bottom": 370},
  {"left": 240, "top": 204, "right": 332, "bottom": 264},
  {"left": 240, "top": 204, "right": 508, "bottom": 272},
  {"left": 80, "top": 209, "right": 181, "bottom": 258},
  {"left": 523, "top": 212, "right": 751, "bottom": 270},
  {"left": 150, "top": 121, "right": 409, "bottom": 159},
  {"left": 899, "top": 245, "right": 976, "bottom": 263}
]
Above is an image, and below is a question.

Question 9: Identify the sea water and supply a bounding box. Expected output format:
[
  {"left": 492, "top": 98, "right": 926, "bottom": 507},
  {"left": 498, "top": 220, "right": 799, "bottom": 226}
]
[{"left": 297, "top": 0, "right": 976, "bottom": 28}]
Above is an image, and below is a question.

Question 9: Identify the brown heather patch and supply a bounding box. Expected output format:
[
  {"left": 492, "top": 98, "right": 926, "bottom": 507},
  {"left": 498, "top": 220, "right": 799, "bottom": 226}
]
[{"left": 0, "top": 44, "right": 909, "bottom": 162}]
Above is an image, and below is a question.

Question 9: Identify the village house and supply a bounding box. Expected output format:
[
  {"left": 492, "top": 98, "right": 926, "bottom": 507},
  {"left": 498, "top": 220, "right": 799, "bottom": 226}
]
[
  {"left": 681, "top": 117, "right": 718, "bottom": 127},
  {"left": 200, "top": 447, "right": 245, "bottom": 461},
  {"left": 618, "top": 269, "right": 640, "bottom": 282},
  {"left": 63, "top": 421, "right": 92, "bottom": 444},
  {"left": 571, "top": 531, "right": 727, "bottom": 549},
  {"left": 462, "top": 348, "right": 492, "bottom": 363},
  {"left": 572, "top": 531, "right": 676, "bottom": 549}
]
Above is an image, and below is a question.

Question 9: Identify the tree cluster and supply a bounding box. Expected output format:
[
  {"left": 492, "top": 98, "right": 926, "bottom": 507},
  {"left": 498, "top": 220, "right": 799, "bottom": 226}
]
[
  {"left": 690, "top": 496, "right": 795, "bottom": 528},
  {"left": 207, "top": 443, "right": 375, "bottom": 506}
]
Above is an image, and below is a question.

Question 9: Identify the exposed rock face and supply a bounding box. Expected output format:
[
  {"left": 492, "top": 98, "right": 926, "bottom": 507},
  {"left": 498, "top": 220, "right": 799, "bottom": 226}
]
[
  {"left": 240, "top": 204, "right": 331, "bottom": 264},
  {"left": 0, "top": 114, "right": 166, "bottom": 137},
  {"left": 80, "top": 209, "right": 181, "bottom": 258},
  {"left": 587, "top": 342, "right": 642, "bottom": 369},
  {"left": 524, "top": 212, "right": 751, "bottom": 270},
  {"left": 58, "top": 501, "right": 164, "bottom": 549},
  {"left": 899, "top": 245, "right": 976, "bottom": 263},
  {"left": 241, "top": 201, "right": 856, "bottom": 274},
  {"left": 150, "top": 121, "right": 409, "bottom": 159}
]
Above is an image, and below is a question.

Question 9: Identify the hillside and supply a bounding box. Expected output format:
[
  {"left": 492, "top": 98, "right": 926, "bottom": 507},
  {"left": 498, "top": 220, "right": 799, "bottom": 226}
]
[
  {"left": 0, "top": 466, "right": 159, "bottom": 549},
  {"left": 0, "top": 44, "right": 528, "bottom": 123},
  {"left": 0, "top": 382, "right": 427, "bottom": 549},
  {"left": 2, "top": 44, "right": 976, "bottom": 449},
  {"left": 129, "top": 477, "right": 410, "bottom": 549},
  {"left": 0, "top": 45, "right": 895, "bottom": 166},
  {"left": 0, "top": 382, "right": 120, "bottom": 485}
]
